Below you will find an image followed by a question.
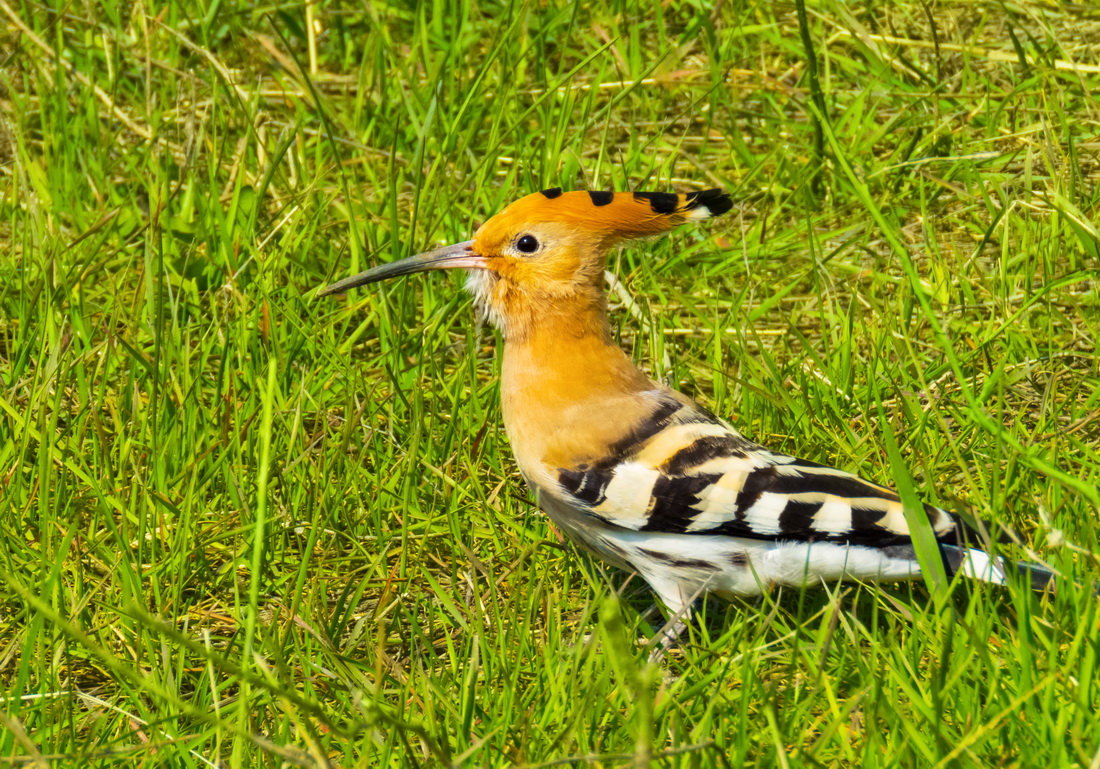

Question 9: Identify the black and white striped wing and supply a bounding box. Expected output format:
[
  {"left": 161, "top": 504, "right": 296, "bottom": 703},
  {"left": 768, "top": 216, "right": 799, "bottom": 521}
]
[{"left": 553, "top": 394, "right": 961, "bottom": 547}]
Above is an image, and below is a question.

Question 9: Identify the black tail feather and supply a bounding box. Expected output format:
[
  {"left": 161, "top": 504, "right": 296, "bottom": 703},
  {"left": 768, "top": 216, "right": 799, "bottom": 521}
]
[
  {"left": 938, "top": 543, "right": 1057, "bottom": 593},
  {"left": 1011, "top": 559, "right": 1057, "bottom": 592}
]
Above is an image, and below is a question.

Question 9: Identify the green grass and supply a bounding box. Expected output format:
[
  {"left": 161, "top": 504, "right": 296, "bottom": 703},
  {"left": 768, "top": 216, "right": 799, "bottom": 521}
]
[{"left": 2, "top": 0, "right": 1099, "bottom": 766}]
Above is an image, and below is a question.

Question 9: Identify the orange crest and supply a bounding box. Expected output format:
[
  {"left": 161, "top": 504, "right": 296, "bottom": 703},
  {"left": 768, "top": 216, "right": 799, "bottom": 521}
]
[{"left": 476, "top": 188, "right": 732, "bottom": 249}]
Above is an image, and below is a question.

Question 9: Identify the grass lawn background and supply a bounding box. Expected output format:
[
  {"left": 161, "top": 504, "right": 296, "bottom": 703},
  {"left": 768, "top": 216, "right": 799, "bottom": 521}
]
[{"left": 2, "top": 0, "right": 1099, "bottom": 766}]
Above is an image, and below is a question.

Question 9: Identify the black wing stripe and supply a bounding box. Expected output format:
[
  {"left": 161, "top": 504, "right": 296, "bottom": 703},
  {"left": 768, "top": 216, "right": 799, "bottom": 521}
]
[
  {"left": 777, "top": 499, "right": 825, "bottom": 536},
  {"left": 558, "top": 466, "right": 611, "bottom": 506},
  {"left": 768, "top": 471, "right": 899, "bottom": 502},
  {"left": 604, "top": 396, "right": 684, "bottom": 461},
  {"left": 850, "top": 505, "right": 888, "bottom": 531},
  {"left": 642, "top": 474, "right": 722, "bottom": 533},
  {"left": 710, "top": 516, "right": 910, "bottom": 546},
  {"left": 785, "top": 456, "right": 833, "bottom": 470},
  {"left": 733, "top": 466, "right": 778, "bottom": 519},
  {"left": 661, "top": 435, "right": 750, "bottom": 474}
]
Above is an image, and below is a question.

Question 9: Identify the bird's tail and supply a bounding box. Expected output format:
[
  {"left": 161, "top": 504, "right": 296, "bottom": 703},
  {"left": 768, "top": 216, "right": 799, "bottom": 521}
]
[{"left": 940, "top": 544, "right": 1056, "bottom": 592}]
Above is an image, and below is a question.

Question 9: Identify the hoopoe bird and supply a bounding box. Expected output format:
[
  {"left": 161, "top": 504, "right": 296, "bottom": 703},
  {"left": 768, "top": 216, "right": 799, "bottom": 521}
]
[{"left": 321, "top": 188, "right": 1053, "bottom": 639}]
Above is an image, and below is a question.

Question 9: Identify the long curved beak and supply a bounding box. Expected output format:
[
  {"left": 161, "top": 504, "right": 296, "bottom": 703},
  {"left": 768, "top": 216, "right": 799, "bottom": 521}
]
[{"left": 318, "top": 240, "right": 484, "bottom": 296}]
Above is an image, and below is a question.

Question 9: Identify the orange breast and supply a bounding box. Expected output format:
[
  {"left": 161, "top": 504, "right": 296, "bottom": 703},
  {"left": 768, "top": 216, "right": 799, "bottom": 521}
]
[{"left": 500, "top": 315, "right": 663, "bottom": 473}]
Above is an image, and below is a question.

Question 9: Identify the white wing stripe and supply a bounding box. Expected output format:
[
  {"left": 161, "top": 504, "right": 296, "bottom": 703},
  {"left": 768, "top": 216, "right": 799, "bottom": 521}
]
[{"left": 592, "top": 463, "right": 660, "bottom": 527}]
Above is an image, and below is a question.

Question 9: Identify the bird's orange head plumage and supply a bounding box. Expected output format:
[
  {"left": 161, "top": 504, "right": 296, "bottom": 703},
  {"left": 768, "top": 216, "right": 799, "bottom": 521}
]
[{"left": 465, "top": 189, "right": 732, "bottom": 337}]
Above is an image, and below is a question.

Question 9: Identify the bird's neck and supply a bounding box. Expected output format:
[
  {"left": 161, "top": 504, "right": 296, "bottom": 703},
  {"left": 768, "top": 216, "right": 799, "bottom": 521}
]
[
  {"left": 499, "top": 299, "right": 658, "bottom": 470},
  {"left": 501, "top": 308, "right": 650, "bottom": 402}
]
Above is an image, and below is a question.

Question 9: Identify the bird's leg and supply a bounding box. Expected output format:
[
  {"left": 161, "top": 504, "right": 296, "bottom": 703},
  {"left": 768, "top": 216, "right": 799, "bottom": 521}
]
[
  {"left": 648, "top": 615, "right": 690, "bottom": 663},
  {"left": 645, "top": 582, "right": 710, "bottom": 662}
]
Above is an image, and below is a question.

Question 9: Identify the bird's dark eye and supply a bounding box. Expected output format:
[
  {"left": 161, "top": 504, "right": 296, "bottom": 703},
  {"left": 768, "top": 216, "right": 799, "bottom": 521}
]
[{"left": 516, "top": 234, "right": 540, "bottom": 254}]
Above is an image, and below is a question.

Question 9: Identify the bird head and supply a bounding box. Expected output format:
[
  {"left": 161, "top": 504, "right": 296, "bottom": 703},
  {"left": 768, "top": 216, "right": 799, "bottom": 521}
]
[{"left": 320, "top": 188, "right": 732, "bottom": 339}]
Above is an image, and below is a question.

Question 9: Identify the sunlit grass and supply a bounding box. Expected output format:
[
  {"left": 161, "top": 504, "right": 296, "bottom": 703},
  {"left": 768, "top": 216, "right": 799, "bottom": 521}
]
[{"left": 1, "top": 0, "right": 1098, "bottom": 766}]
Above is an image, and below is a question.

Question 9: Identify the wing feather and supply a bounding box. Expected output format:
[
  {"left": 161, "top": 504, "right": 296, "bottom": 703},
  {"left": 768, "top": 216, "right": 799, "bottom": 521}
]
[{"left": 550, "top": 399, "right": 962, "bottom": 548}]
